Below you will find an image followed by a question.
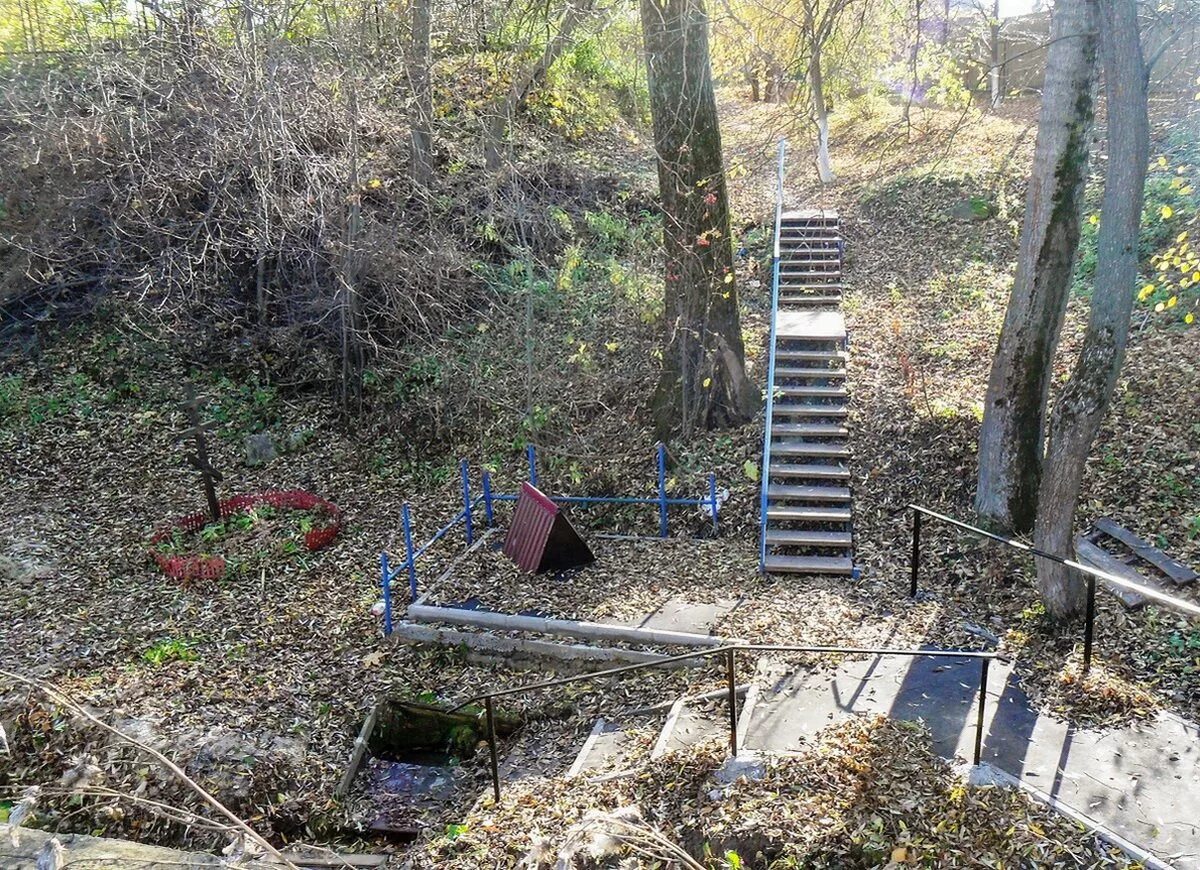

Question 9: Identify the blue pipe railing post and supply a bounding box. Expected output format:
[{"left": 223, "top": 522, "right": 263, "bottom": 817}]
[
  {"left": 381, "top": 552, "right": 393, "bottom": 636},
  {"left": 656, "top": 442, "right": 669, "bottom": 538},
  {"left": 401, "top": 502, "right": 418, "bottom": 602},
  {"left": 460, "top": 458, "right": 474, "bottom": 545},
  {"left": 708, "top": 473, "right": 719, "bottom": 534},
  {"left": 482, "top": 470, "right": 495, "bottom": 527},
  {"left": 526, "top": 444, "right": 538, "bottom": 487}
]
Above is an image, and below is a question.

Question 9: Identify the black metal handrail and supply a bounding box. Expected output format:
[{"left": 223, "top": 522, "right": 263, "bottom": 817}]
[
  {"left": 907, "top": 503, "right": 1200, "bottom": 672},
  {"left": 450, "top": 641, "right": 996, "bottom": 802}
]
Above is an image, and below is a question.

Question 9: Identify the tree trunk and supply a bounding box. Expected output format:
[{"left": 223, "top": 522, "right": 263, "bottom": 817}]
[
  {"left": 989, "top": 0, "right": 1002, "bottom": 108},
  {"left": 974, "top": 0, "right": 1097, "bottom": 534},
  {"left": 409, "top": 0, "right": 433, "bottom": 189},
  {"left": 810, "top": 44, "right": 834, "bottom": 183},
  {"left": 641, "top": 0, "right": 758, "bottom": 437},
  {"left": 483, "top": 0, "right": 593, "bottom": 174},
  {"left": 1034, "top": 0, "right": 1147, "bottom": 620}
]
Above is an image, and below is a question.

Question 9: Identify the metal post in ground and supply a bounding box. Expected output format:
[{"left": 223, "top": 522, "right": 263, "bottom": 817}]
[
  {"left": 1083, "top": 574, "right": 1097, "bottom": 674},
  {"left": 482, "top": 470, "right": 495, "bottom": 527},
  {"left": 910, "top": 509, "right": 922, "bottom": 597},
  {"left": 485, "top": 697, "right": 501, "bottom": 803},
  {"left": 460, "top": 458, "right": 473, "bottom": 545},
  {"left": 708, "top": 473, "right": 719, "bottom": 534},
  {"left": 974, "top": 657, "right": 990, "bottom": 766},
  {"left": 401, "top": 502, "right": 418, "bottom": 602},
  {"left": 725, "top": 648, "right": 739, "bottom": 756},
  {"left": 656, "top": 442, "right": 669, "bottom": 538},
  {"left": 526, "top": 444, "right": 538, "bottom": 487},
  {"left": 381, "top": 552, "right": 392, "bottom": 636}
]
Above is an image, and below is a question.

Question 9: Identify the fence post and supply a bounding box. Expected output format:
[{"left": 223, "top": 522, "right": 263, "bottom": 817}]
[
  {"left": 460, "top": 458, "right": 474, "bottom": 546},
  {"left": 526, "top": 444, "right": 538, "bottom": 487},
  {"left": 401, "top": 502, "right": 418, "bottom": 602},
  {"left": 725, "top": 648, "right": 739, "bottom": 756},
  {"left": 974, "top": 656, "right": 990, "bottom": 766},
  {"left": 708, "top": 472, "right": 719, "bottom": 534},
  {"left": 381, "top": 552, "right": 393, "bottom": 636},
  {"left": 482, "top": 470, "right": 495, "bottom": 527},
  {"left": 656, "top": 442, "right": 669, "bottom": 538},
  {"left": 485, "top": 697, "right": 501, "bottom": 803},
  {"left": 1083, "top": 573, "right": 1097, "bottom": 674},
  {"left": 910, "top": 509, "right": 922, "bottom": 598}
]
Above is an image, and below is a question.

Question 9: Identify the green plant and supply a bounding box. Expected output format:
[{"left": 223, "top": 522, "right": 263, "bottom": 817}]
[{"left": 143, "top": 638, "right": 199, "bottom": 666}]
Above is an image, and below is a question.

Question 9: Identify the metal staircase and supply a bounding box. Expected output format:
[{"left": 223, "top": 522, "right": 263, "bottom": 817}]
[{"left": 758, "top": 144, "right": 853, "bottom": 576}]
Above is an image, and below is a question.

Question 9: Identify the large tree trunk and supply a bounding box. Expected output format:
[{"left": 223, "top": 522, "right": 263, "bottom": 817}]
[
  {"left": 974, "top": 0, "right": 1098, "bottom": 534},
  {"left": 641, "top": 0, "right": 758, "bottom": 437},
  {"left": 1034, "top": 0, "right": 1147, "bottom": 620},
  {"left": 409, "top": 0, "right": 433, "bottom": 189},
  {"left": 483, "top": 0, "right": 593, "bottom": 174},
  {"left": 809, "top": 43, "right": 834, "bottom": 184}
]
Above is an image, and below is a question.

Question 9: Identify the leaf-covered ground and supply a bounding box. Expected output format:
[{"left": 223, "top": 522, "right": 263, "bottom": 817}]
[{"left": 1, "top": 92, "right": 1198, "bottom": 863}]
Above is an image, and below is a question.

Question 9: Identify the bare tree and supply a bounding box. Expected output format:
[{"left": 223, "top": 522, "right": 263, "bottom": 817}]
[
  {"left": 409, "top": 0, "right": 433, "bottom": 189},
  {"left": 797, "top": 0, "right": 863, "bottom": 184},
  {"left": 1034, "top": 0, "right": 1148, "bottom": 619},
  {"left": 975, "top": 0, "right": 1098, "bottom": 534},
  {"left": 641, "top": 0, "right": 758, "bottom": 436}
]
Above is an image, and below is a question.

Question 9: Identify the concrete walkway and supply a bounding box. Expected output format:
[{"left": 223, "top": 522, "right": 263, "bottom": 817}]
[{"left": 743, "top": 652, "right": 1200, "bottom": 868}]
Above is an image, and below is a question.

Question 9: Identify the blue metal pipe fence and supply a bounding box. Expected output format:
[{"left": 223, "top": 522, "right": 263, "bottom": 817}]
[
  {"left": 759, "top": 138, "right": 787, "bottom": 573},
  {"left": 379, "top": 442, "right": 722, "bottom": 635}
]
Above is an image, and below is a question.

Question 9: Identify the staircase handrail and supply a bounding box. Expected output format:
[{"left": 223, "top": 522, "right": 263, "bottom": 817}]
[
  {"left": 448, "top": 639, "right": 996, "bottom": 801},
  {"left": 759, "top": 139, "right": 787, "bottom": 572},
  {"left": 907, "top": 503, "right": 1200, "bottom": 673}
]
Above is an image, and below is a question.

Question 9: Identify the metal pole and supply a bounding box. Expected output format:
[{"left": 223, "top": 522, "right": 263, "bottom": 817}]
[
  {"left": 725, "top": 648, "right": 738, "bottom": 756},
  {"left": 708, "top": 473, "right": 719, "bottom": 534},
  {"left": 401, "top": 503, "right": 418, "bottom": 602},
  {"left": 482, "top": 471, "right": 495, "bottom": 527},
  {"left": 526, "top": 444, "right": 538, "bottom": 486},
  {"left": 381, "top": 552, "right": 392, "bottom": 636},
  {"left": 974, "top": 656, "right": 989, "bottom": 766},
  {"left": 656, "top": 442, "right": 669, "bottom": 538},
  {"left": 485, "top": 697, "right": 501, "bottom": 803},
  {"left": 1083, "top": 574, "right": 1096, "bottom": 674},
  {"left": 910, "top": 509, "right": 922, "bottom": 597},
  {"left": 460, "top": 458, "right": 473, "bottom": 545}
]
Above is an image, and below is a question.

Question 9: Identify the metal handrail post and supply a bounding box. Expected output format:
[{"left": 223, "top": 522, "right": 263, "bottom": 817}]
[
  {"left": 485, "top": 697, "right": 501, "bottom": 802},
  {"left": 482, "top": 470, "right": 495, "bottom": 527},
  {"left": 910, "top": 508, "right": 921, "bottom": 597},
  {"left": 759, "top": 138, "right": 787, "bottom": 573},
  {"left": 1083, "top": 574, "right": 1096, "bottom": 673},
  {"left": 974, "top": 656, "right": 990, "bottom": 766},
  {"left": 401, "top": 502, "right": 418, "bottom": 602},
  {"left": 725, "top": 648, "right": 739, "bottom": 755},
  {"left": 526, "top": 443, "right": 538, "bottom": 486},
  {"left": 708, "top": 472, "right": 719, "bottom": 534}
]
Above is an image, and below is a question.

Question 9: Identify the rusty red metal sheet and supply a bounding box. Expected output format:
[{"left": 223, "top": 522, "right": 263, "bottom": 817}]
[{"left": 503, "top": 482, "right": 593, "bottom": 573}]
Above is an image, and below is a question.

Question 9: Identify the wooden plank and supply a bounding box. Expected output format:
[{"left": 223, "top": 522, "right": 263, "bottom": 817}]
[
  {"left": 1094, "top": 518, "right": 1198, "bottom": 585},
  {"left": 1075, "top": 538, "right": 1148, "bottom": 609}
]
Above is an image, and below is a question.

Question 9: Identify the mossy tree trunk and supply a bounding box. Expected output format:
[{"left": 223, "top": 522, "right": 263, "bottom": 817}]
[
  {"left": 975, "top": 0, "right": 1098, "bottom": 534},
  {"left": 1034, "top": 0, "right": 1148, "bottom": 620},
  {"left": 642, "top": 0, "right": 757, "bottom": 437}
]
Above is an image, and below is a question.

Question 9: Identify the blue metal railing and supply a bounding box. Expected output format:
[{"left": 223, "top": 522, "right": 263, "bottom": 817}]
[
  {"left": 758, "top": 139, "right": 787, "bottom": 572},
  {"left": 381, "top": 442, "right": 722, "bottom": 634}
]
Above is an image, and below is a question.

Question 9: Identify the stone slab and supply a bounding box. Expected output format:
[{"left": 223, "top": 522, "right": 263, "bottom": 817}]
[{"left": 604, "top": 595, "right": 738, "bottom": 636}]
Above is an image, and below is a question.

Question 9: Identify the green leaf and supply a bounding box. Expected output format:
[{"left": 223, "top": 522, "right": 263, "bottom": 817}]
[{"left": 742, "top": 460, "right": 759, "bottom": 482}]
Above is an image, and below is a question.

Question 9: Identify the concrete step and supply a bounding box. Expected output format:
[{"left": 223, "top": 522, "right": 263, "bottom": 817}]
[
  {"left": 764, "top": 554, "right": 854, "bottom": 575},
  {"left": 779, "top": 296, "right": 842, "bottom": 307},
  {"left": 771, "top": 442, "right": 852, "bottom": 458},
  {"left": 771, "top": 422, "right": 849, "bottom": 437},
  {"left": 767, "top": 505, "right": 852, "bottom": 522},
  {"left": 768, "top": 462, "right": 850, "bottom": 480},
  {"left": 767, "top": 484, "right": 851, "bottom": 501},
  {"left": 775, "top": 349, "right": 847, "bottom": 362},
  {"left": 772, "top": 404, "right": 848, "bottom": 418},
  {"left": 778, "top": 283, "right": 844, "bottom": 292},
  {"left": 776, "top": 385, "right": 848, "bottom": 398},
  {"left": 651, "top": 690, "right": 742, "bottom": 759},
  {"left": 780, "top": 271, "right": 841, "bottom": 279},
  {"left": 774, "top": 367, "right": 847, "bottom": 380},
  {"left": 765, "top": 529, "right": 853, "bottom": 546}
]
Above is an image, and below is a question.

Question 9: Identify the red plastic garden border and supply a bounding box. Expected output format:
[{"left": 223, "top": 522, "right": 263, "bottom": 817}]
[{"left": 148, "top": 490, "right": 343, "bottom": 581}]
